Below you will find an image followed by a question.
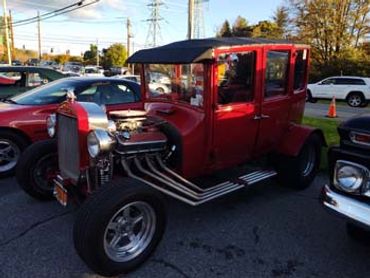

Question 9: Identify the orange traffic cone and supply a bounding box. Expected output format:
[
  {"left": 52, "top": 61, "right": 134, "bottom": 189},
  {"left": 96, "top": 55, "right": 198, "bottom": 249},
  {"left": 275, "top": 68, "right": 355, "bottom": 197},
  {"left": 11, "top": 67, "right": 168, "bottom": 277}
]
[{"left": 326, "top": 96, "right": 337, "bottom": 118}]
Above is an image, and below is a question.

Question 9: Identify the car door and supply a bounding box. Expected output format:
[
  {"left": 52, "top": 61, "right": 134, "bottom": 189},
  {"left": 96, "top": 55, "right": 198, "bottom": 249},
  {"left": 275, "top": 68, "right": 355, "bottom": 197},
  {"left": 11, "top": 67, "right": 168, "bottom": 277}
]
[
  {"left": 315, "top": 78, "right": 335, "bottom": 99},
  {"left": 212, "top": 49, "right": 261, "bottom": 169},
  {"left": 254, "top": 48, "right": 292, "bottom": 155}
]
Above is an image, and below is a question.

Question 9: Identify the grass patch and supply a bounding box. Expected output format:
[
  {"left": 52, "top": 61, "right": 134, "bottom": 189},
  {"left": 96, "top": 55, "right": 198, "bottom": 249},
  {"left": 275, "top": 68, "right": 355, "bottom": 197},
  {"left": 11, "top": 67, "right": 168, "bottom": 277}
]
[{"left": 302, "top": 116, "right": 341, "bottom": 170}]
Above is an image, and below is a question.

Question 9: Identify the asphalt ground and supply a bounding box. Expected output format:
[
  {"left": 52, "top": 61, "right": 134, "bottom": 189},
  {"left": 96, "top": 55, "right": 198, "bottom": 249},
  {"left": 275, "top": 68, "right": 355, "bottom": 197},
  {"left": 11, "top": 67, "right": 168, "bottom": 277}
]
[
  {"left": 1, "top": 174, "right": 370, "bottom": 278},
  {"left": 304, "top": 102, "right": 370, "bottom": 119}
]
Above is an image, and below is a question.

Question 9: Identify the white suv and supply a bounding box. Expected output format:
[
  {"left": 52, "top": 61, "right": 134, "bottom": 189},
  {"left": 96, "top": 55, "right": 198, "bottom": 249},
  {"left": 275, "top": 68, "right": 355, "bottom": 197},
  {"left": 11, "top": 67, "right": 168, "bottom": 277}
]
[{"left": 307, "top": 76, "right": 370, "bottom": 107}]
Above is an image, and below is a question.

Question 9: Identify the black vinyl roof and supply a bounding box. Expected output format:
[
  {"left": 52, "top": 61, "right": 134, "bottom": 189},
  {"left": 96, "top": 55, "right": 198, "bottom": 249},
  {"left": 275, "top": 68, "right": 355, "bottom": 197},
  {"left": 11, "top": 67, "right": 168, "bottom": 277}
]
[{"left": 127, "top": 37, "right": 296, "bottom": 64}]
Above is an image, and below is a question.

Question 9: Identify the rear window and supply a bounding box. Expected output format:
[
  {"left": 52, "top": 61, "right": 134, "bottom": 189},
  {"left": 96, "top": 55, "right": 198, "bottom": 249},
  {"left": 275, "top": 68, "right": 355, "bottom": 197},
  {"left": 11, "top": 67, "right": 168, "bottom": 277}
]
[{"left": 335, "top": 78, "right": 366, "bottom": 85}]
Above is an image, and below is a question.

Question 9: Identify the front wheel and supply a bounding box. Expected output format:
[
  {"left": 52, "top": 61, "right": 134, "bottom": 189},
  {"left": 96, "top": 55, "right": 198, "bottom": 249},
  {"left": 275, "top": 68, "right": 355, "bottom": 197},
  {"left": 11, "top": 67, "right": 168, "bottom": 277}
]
[
  {"left": 16, "top": 139, "right": 58, "bottom": 200},
  {"left": 73, "top": 178, "right": 166, "bottom": 277},
  {"left": 275, "top": 134, "right": 322, "bottom": 190},
  {"left": 306, "top": 90, "right": 317, "bottom": 103}
]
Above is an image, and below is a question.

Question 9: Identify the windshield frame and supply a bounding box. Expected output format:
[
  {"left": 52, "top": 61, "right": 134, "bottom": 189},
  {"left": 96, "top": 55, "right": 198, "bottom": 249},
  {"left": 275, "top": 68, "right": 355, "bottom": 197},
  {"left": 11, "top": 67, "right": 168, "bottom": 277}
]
[{"left": 143, "top": 63, "right": 206, "bottom": 111}]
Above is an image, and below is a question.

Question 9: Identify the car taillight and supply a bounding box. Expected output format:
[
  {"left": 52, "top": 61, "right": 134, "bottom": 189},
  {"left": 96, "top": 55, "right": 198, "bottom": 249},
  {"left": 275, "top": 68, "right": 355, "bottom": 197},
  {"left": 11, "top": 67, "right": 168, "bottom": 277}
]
[{"left": 350, "top": 131, "right": 370, "bottom": 146}]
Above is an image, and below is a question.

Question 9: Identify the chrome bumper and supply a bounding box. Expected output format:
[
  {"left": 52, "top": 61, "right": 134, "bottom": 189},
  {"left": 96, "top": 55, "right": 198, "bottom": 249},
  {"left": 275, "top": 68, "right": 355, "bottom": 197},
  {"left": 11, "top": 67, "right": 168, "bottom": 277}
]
[{"left": 322, "top": 185, "right": 370, "bottom": 227}]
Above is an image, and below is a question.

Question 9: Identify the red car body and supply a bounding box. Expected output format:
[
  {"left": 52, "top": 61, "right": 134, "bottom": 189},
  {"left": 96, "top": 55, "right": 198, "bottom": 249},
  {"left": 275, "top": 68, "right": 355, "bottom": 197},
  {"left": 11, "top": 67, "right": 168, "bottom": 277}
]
[
  {"left": 19, "top": 38, "right": 328, "bottom": 277},
  {"left": 57, "top": 40, "right": 324, "bottom": 184},
  {"left": 0, "top": 77, "right": 142, "bottom": 176}
]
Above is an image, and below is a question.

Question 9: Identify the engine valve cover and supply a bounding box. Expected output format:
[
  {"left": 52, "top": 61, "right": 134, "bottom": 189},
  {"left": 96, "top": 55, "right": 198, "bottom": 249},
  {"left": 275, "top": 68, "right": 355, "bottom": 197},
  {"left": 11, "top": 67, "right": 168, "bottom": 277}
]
[{"left": 116, "top": 131, "right": 167, "bottom": 154}]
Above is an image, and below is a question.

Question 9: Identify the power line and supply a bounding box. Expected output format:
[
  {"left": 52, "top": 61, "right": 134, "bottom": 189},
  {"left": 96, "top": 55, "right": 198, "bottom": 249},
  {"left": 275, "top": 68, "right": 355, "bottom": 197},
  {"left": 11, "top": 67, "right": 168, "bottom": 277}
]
[{"left": 0, "top": 0, "right": 100, "bottom": 29}]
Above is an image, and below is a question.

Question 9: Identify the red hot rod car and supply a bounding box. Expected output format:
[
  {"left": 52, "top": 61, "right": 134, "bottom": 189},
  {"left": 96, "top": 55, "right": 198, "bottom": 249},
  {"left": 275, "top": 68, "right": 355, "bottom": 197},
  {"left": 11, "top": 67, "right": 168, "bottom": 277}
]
[{"left": 18, "top": 38, "right": 326, "bottom": 276}]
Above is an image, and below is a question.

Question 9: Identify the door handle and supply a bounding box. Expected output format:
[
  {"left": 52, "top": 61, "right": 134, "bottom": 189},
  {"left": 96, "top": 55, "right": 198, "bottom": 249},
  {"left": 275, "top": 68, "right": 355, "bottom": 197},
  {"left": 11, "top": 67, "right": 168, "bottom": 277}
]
[{"left": 253, "top": 114, "right": 270, "bottom": 120}]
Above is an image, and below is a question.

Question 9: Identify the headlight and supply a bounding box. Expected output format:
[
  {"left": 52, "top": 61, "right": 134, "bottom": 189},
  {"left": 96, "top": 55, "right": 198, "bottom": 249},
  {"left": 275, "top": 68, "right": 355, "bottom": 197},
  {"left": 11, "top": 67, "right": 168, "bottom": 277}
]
[
  {"left": 46, "top": 114, "right": 56, "bottom": 138},
  {"left": 334, "top": 160, "right": 369, "bottom": 193},
  {"left": 87, "top": 129, "right": 116, "bottom": 158}
]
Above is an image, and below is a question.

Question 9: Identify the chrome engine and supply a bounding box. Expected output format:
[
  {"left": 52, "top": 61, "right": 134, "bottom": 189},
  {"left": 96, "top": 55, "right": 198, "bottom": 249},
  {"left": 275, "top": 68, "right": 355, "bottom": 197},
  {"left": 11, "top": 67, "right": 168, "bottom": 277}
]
[{"left": 89, "top": 109, "right": 169, "bottom": 190}]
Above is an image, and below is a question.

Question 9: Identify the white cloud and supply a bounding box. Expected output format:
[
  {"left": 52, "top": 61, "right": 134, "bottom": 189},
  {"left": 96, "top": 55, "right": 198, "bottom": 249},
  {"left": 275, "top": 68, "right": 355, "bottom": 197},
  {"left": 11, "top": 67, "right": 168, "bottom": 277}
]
[{"left": 8, "top": 0, "right": 126, "bottom": 20}]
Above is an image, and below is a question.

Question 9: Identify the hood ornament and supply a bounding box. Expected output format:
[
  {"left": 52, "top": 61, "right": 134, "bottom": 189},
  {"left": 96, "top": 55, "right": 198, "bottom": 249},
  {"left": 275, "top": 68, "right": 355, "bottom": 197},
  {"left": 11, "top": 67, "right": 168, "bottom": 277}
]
[{"left": 66, "top": 89, "right": 76, "bottom": 102}]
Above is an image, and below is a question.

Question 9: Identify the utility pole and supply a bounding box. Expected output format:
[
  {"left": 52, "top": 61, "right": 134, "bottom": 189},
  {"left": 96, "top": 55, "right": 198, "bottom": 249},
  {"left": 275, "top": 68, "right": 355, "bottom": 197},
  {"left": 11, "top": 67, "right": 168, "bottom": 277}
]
[
  {"left": 9, "top": 9, "right": 14, "bottom": 58},
  {"left": 127, "top": 18, "right": 131, "bottom": 58},
  {"left": 2, "top": 0, "right": 12, "bottom": 65},
  {"left": 188, "top": 0, "right": 194, "bottom": 40},
  {"left": 37, "top": 11, "right": 42, "bottom": 60},
  {"left": 127, "top": 18, "right": 132, "bottom": 72}
]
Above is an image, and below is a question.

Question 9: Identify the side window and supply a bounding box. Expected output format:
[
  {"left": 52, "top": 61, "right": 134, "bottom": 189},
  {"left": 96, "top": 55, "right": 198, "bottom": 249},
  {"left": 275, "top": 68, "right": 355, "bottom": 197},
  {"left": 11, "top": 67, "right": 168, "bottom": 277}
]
[
  {"left": 217, "top": 51, "right": 255, "bottom": 105},
  {"left": 99, "top": 83, "right": 136, "bottom": 105},
  {"left": 27, "top": 72, "right": 44, "bottom": 87},
  {"left": 321, "top": 78, "right": 335, "bottom": 85},
  {"left": 293, "top": 50, "right": 308, "bottom": 92},
  {"left": 78, "top": 86, "right": 100, "bottom": 103},
  {"left": 264, "top": 51, "right": 289, "bottom": 98}
]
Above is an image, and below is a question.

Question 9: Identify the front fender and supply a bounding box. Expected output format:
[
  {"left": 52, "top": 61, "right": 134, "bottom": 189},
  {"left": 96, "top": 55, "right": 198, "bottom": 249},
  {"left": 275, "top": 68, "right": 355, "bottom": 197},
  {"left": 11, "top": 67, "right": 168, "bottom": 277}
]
[{"left": 277, "top": 124, "right": 327, "bottom": 157}]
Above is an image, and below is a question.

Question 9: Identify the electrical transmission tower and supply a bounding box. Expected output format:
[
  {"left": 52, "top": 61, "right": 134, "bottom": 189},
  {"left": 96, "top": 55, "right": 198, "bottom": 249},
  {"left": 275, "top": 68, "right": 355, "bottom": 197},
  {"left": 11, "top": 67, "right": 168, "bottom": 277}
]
[
  {"left": 145, "top": 0, "right": 164, "bottom": 47},
  {"left": 193, "top": 0, "right": 208, "bottom": 39}
]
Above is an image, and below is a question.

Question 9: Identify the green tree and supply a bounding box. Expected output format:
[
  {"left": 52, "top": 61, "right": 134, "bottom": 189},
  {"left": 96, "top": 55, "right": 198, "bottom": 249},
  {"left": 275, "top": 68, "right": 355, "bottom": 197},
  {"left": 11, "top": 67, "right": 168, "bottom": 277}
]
[
  {"left": 272, "top": 6, "right": 290, "bottom": 39},
  {"left": 83, "top": 44, "right": 98, "bottom": 65},
  {"left": 286, "top": 0, "right": 370, "bottom": 79},
  {"left": 217, "top": 20, "right": 232, "bottom": 37},
  {"left": 54, "top": 54, "right": 70, "bottom": 65},
  {"left": 251, "top": 20, "right": 280, "bottom": 39},
  {"left": 232, "top": 16, "right": 252, "bottom": 37},
  {"left": 102, "top": 43, "right": 127, "bottom": 68}
]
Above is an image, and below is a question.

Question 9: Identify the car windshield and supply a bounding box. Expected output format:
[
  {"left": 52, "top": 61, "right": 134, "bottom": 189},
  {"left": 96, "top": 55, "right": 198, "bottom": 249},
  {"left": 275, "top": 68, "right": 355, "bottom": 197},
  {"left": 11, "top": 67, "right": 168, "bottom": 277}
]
[
  {"left": 144, "top": 64, "right": 204, "bottom": 108},
  {"left": 10, "top": 79, "right": 79, "bottom": 105}
]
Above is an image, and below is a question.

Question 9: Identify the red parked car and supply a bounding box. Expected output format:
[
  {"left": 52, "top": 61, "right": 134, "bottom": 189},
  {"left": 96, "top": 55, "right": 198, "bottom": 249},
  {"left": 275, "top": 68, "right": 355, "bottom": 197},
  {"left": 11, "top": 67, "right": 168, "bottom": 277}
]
[
  {"left": 18, "top": 38, "right": 326, "bottom": 276},
  {"left": 0, "top": 77, "right": 142, "bottom": 177}
]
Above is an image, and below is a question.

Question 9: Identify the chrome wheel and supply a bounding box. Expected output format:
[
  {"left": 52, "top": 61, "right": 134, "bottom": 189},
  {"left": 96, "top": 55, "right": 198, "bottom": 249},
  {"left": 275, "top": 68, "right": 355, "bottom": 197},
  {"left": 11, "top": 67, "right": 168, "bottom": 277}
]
[
  {"left": 0, "top": 139, "right": 20, "bottom": 172},
  {"left": 348, "top": 94, "right": 362, "bottom": 107},
  {"left": 104, "top": 201, "right": 156, "bottom": 262},
  {"left": 301, "top": 144, "right": 316, "bottom": 177}
]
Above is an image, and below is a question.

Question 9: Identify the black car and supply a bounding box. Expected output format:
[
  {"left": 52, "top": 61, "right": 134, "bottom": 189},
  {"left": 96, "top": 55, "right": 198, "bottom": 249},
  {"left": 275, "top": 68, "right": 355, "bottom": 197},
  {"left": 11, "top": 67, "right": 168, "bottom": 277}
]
[
  {"left": 322, "top": 115, "right": 370, "bottom": 238},
  {"left": 0, "top": 66, "right": 65, "bottom": 98}
]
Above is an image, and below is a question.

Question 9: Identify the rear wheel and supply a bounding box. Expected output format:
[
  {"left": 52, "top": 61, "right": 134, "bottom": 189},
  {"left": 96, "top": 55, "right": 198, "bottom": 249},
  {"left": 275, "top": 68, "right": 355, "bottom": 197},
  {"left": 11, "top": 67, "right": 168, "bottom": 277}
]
[
  {"left": 347, "top": 92, "right": 364, "bottom": 107},
  {"left": 275, "top": 134, "right": 322, "bottom": 190},
  {"left": 74, "top": 178, "right": 166, "bottom": 277},
  {"left": 16, "top": 139, "right": 57, "bottom": 200}
]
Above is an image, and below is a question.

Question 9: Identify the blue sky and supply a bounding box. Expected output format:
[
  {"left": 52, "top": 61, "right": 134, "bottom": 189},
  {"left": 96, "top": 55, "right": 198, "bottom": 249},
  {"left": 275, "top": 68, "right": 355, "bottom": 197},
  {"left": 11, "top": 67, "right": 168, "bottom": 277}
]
[{"left": 6, "top": 0, "right": 283, "bottom": 56}]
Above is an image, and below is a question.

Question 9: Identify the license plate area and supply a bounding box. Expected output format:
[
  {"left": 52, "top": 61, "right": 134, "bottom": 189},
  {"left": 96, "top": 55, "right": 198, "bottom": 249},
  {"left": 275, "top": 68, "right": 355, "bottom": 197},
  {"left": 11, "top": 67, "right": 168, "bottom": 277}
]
[{"left": 54, "top": 179, "right": 68, "bottom": 206}]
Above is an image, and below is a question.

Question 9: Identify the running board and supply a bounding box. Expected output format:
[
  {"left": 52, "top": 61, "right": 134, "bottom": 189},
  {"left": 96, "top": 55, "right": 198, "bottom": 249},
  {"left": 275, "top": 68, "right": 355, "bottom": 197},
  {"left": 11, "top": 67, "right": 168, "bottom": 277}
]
[{"left": 121, "top": 155, "right": 277, "bottom": 206}]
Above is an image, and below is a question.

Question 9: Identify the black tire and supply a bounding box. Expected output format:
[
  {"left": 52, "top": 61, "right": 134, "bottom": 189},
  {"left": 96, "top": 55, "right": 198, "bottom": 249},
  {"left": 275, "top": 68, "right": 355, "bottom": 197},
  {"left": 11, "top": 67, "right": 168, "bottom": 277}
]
[
  {"left": 275, "top": 134, "right": 321, "bottom": 190},
  {"left": 74, "top": 177, "right": 166, "bottom": 277},
  {"left": 0, "top": 130, "right": 29, "bottom": 178},
  {"left": 16, "top": 139, "right": 57, "bottom": 200},
  {"left": 347, "top": 92, "right": 365, "bottom": 107},
  {"left": 346, "top": 222, "right": 370, "bottom": 244},
  {"left": 306, "top": 90, "right": 317, "bottom": 103}
]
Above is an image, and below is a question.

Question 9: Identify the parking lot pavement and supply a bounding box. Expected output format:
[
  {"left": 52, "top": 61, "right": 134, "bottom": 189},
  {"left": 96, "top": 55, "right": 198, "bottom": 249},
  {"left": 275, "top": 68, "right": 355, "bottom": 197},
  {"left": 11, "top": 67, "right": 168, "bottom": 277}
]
[
  {"left": 304, "top": 102, "right": 370, "bottom": 119},
  {"left": 1, "top": 174, "right": 370, "bottom": 278}
]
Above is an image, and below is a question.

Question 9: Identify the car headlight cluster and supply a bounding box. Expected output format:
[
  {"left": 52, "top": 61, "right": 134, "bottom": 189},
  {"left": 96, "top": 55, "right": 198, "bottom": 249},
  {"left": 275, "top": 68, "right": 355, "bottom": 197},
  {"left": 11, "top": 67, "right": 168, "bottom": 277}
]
[
  {"left": 87, "top": 129, "right": 116, "bottom": 158},
  {"left": 334, "top": 160, "right": 370, "bottom": 196},
  {"left": 46, "top": 113, "right": 57, "bottom": 138}
]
